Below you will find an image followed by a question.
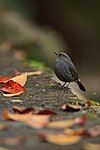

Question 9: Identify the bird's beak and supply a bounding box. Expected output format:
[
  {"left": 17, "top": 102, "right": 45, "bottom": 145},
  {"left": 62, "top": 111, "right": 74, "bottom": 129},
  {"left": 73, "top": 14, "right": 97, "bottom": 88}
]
[{"left": 54, "top": 52, "right": 59, "bottom": 56}]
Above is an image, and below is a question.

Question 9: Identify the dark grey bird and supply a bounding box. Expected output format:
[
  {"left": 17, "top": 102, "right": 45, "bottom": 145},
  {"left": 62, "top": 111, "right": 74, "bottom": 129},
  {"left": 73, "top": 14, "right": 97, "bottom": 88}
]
[{"left": 54, "top": 52, "right": 86, "bottom": 92}]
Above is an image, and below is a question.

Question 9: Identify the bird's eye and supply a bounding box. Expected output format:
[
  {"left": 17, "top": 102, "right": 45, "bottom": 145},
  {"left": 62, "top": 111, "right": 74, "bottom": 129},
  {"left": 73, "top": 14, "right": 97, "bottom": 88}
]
[{"left": 59, "top": 53, "right": 61, "bottom": 57}]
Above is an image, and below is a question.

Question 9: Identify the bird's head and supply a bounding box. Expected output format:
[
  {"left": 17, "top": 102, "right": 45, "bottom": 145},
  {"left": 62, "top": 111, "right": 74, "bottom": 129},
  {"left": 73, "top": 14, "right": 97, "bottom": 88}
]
[{"left": 54, "top": 52, "right": 71, "bottom": 61}]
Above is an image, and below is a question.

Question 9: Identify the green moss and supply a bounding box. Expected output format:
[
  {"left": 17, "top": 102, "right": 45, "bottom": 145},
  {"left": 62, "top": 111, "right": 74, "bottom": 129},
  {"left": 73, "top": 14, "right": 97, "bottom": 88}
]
[{"left": 28, "top": 59, "right": 51, "bottom": 71}]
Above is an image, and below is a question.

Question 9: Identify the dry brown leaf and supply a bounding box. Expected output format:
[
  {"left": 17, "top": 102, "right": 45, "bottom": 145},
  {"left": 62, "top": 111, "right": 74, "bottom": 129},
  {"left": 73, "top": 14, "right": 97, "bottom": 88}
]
[
  {"left": 26, "top": 115, "right": 50, "bottom": 129},
  {"left": 61, "top": 103, "right": 82, "bottom": 111},
  {"left": 12, "top": 106, "right": 36, "bottom": 114},
  {"left": 64, "top": 128, "right": 86, "bottom": 136},
  {"left": 3, "top": 109, "right": 33, "bottom": 121},
  {"left": 83, "top": 142, "right": 100, "bottom": 150},
  {"left": 47, "top": 119, "right": 74, "bottom": 128},
  {"left": 27, "top": 71, "right": 43, "bottom": 76},
  {"left": 3, "top": 109, "right": 50, "bottom": 129},
  {"left": 10, "top": 73, "right": 27, "bottom": 86},
  {"left": 39, "top": 132, "right": 81, "bottom": 145},
  {"left": 12, "top": 106, "right": 26, "bottom": 112}
]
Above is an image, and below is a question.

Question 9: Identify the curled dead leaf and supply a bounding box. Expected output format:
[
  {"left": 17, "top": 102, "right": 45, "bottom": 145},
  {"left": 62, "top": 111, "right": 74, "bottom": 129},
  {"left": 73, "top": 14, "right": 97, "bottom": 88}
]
[
  {"left": 27, "top": 71, "right": 43, "bottom": 76},
  {"left": 47, "top": 119, "right": 74, "bottom": 128},
  {"left": 26, "top": 115, "right": 50, "bottom": 129},
  {"left": 61, "top": 103, "right": 82, "bottom": 111},
  {"left": 39, "top": 132, "right": 81, "bottom": 145},
  {"left": 1, "top": 80, "right": 26, "bottom": 97},
  {"left": 1, "top": 91, "right": 25, "bottom": 97},
  {"left": 3, "top": 109, "right": 33, "bottom": 121},
  {"left": 10, "top": 72, "right": 27, "bottom": 86},
  {"left": 12, "top": 106, "right": 36, "bottom": 114},
  {"left": 37, "top": 110, "right": 56, "bottom": 115}
]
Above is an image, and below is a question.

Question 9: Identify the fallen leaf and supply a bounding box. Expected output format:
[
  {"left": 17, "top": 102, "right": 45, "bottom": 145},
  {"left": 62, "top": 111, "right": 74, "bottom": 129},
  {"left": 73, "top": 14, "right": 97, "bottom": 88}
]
[
  {"left": 83, "top": 142, "right": 100, "bottom": 150},
  {"left": 1, "top": 80, "right": 26, "bottom": 96},
  {"left": 87, "top": 126, "right": 100, "bottom": 137},
  {"left": 1, "top": 136, "right": 24, "bottom": 145},
  {"left": 37, "top": 110, "right": 56, "bottom": 115},
  {"left": 3, "top": 109, "right": 33, "bottom": 121},
  {"left": 0, "top": 77, "right": 11, "bottom": 83},
  {"left": 3, "top": 109, "right": 50, "bottom": 129},
  {"left": 73, "top": 116, "right": 87, "bottom": 125},
  {"left": 39, "top": 132, "right": 81, "bottom": 145},
  {"left": 0, "top": 124, "right": 8, "bottom": 130},
  {"left": 10, "top": 73, "right": 27, "bottom": 86},
  {"left": 26, "top": 115, "right": 50, "bottom": 129},
  {"left": 47, "top": 119, "right": 74, "bottom": 128},
  {"left": 12, "top": 106, "right": 36, "bottom": 114},
  {"left": 64, "top": 128, "right": 86, "bottom": 136},
  {"left": 2, "top": 91, "right": 25, "bottom": 97},
  {"left": 27, "top": 71, "right": 43, "bottom": 76},
  {"left": 61, "top": 103, "right": 82, "bottom": 111},
  {"left": 14, "top": 70, "right": 20, "bottom": 76}
]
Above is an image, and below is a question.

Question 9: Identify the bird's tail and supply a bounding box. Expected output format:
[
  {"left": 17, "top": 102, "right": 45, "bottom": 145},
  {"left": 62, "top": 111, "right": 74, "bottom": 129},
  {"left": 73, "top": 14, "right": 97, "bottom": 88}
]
[{"left": 77, "top": 80, "right": 86, "bottom": 92}]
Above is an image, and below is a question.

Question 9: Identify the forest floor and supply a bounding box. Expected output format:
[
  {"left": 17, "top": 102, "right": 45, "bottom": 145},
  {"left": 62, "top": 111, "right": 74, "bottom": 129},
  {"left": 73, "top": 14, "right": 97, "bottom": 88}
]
[{"left": 0, "top": 49, "right": 100, "bottom": 150}]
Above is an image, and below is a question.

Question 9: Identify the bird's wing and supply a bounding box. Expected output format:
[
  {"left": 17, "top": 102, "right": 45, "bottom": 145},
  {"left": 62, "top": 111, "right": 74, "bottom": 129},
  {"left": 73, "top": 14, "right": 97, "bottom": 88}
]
[{"left": 69, "top": 67, "right": 79, "bottom": 80}]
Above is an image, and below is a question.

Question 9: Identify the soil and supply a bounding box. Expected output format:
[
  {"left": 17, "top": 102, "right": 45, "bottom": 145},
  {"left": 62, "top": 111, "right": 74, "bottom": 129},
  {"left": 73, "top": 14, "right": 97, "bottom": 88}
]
[{"left": 0, "top": 50, "right": 100, "bottom": 150}]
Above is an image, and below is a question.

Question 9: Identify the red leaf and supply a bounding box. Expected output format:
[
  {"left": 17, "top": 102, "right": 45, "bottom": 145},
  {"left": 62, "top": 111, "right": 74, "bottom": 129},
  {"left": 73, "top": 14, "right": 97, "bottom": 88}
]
[
  {"left": 1, "top": 80, "right": 26, "bottom": 94},
  {"left": 0, "top": 77, "right": 11, "bottom": 83},
  {"left": 10, "top": 73, "right": 27, "bottom": 87}
]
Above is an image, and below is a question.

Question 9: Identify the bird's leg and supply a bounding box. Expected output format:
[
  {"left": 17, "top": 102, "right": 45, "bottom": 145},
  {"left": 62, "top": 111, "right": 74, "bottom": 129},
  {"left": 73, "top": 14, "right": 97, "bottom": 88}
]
[
  {"left": 63, "top": 82, "right": 71, "bottom": 92},
  {"left": 62, "top": 82, "right": 70, "bottom": 88},
  {"left": 66, "top": 82, "right": 70, "bottom": 88},
  {"left": 62, "top": 82, "right": 67, "bottom": 87}
]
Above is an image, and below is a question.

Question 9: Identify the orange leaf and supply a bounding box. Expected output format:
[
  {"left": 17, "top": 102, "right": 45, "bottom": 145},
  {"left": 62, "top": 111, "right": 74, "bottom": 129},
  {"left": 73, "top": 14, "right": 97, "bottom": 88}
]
[
  {"left": 64, "top": 128, "right": 86, "bottom": 136},
  {"left": 39, "top": 132, "right": 81, "bottom": 145},
  {"left": 27, "top": 71, "right": 43, "bottom": 76},
  {"left": 10, "top": 72, "right": 27, "bottom": 86},
  {"left": 3, "top": 109, "right": 50, "bottom": 129},
  {"left": 47, "top": 120, "right": 74, "bottom": 128},
  {"left": 26, "top": 115, "right": 50, "bottom": 129},
  {"left": 1, "top": 80, "right": 26, "bottom": 95}
]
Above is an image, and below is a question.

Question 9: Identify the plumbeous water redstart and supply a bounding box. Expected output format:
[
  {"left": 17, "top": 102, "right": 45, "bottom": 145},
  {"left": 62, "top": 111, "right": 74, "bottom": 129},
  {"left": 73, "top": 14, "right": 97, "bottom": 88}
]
[{"left": 54, "top": 52, "right": 86, "bottom": 92}]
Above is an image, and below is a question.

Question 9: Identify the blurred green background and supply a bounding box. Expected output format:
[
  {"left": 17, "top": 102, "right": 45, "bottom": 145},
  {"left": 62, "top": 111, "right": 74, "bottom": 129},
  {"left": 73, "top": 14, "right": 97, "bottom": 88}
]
[{"left": 0, "top": 0, "right": 100, "bottom": 99}]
